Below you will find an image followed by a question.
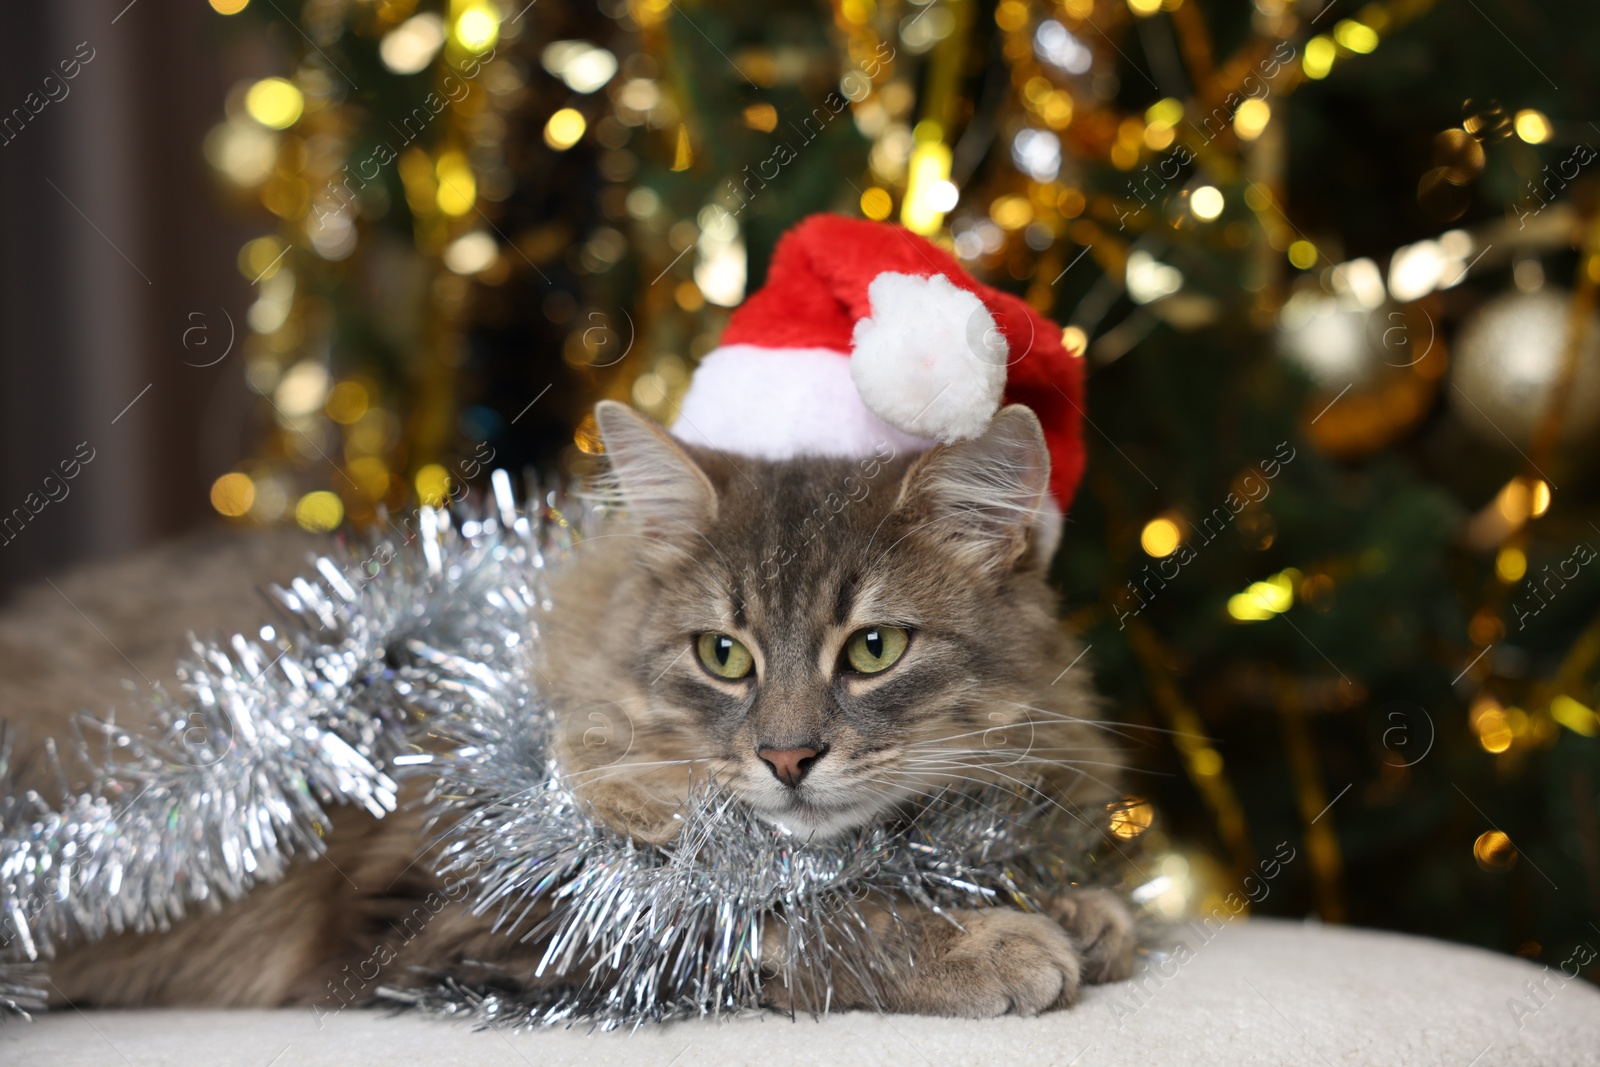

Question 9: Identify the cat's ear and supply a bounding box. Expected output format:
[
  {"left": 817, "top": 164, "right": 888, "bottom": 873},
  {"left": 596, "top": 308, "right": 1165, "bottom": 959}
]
[
  {"left": 594, "top": 400, "right": 718, "bottom": 536},
  {"left": 897, "top": 404, "right": 1050, "bottom": 570}
]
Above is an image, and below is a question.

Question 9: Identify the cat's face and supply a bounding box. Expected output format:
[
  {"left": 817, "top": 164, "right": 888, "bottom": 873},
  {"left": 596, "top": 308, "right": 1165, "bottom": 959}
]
[{"left": 541, "top": 402, "right": 1104, "bottom": 843}]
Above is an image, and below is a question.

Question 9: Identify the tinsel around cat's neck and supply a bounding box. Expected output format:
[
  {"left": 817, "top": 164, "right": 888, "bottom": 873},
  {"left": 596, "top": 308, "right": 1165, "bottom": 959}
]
[{"left": 0, "top": 473, "right": 1099, "bottom": 1028}]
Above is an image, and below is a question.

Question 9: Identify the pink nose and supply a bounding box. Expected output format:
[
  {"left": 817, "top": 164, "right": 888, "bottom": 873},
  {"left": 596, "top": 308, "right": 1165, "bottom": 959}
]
[{"left": 758, "top": 747, "right": 823, "bottom": 787}]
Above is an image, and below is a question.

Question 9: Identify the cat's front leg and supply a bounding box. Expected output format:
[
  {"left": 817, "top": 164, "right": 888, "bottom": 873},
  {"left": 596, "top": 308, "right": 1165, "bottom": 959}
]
[
  {"left": 1042, "top": 888, "right": 1136, "bottom": 983},
  {"left": 763, "top": 905, "right": 1087, "bottom": 1018}
]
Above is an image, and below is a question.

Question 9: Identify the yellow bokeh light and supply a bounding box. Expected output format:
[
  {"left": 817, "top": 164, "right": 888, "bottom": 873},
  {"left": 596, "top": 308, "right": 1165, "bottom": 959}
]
[
  {"left": 1234, "top": 98, "right": 1271, "bottom": 141},
  {"left": 1190, "top": 185, "right": 1225, "bottom": 221},
  {"left": 294, "top": 490, "right": 344, "bottom": 533},
  {"left": 237, "top": 235, "right": 287, "bottom": 282},
  {"left": 1495, "top": 545, "right": 1527, "bottom": 583},
  {"left": 574, "top": 413, "right": 604, "bottom": 454},
  {"left": 1530, "top": 479, "right": 1552, "bottom": 517},
  {"left": 1109, "top": 797, "right": 1154, "bottom": 839},
  {"left": 742, "top": 102, "right": 778, "bottom": 132},
  {"left": 1473, "top": 830, "right": 1517, "bottom": 871},
  {"left": 1140, "top": 516, "right": 1182, "bottom": 558},
  {"left": 1191, "top": 748, "right": 1224, "bottom": 777},
  {"left": 1143, "top": 123, "right": 1176, "bottom": 151},
  {"left": 415, "top": 463, "right": 451, "bottom": 506},
  {"left": 995, "top": 0, "right": 1029, "bottom": 30},
  {"left": 1303, "top": 36, "right": 1336, "bottom": 79},
  {"left": 672, "top": 124, "right": 692, "bottom": 170},
  {"left": 1495, "top": 477, "right": 1531, "bottom": 523},
  {"left": 326, "top": 381, "right": 369, "bottom": 424},
  {"left": 1127, "top": 0, "right": 1162, "bottom": 16},
  {"left": 209, "top": 0, "right": 249, "bottom": 13},
  {"left": 1227, "top": 569, "right": 1298, "bottom": 622},
  {"left": 674, "top": 281, "right": 705, "bottom": 312},
  {"left": 1333, "top": 20, "right": 1379, "bottom": 54},
  {"left": 840, "top": 0, "right": 873, "bottom": 25},
  {"left": 1145, "top": 97, "right": 1184, "bottom": 127},
  {"left": 1514, "top": 109, "right": 1552, "bottom": 145},
  {"left": 859, "top": 187, "right": 893, "bottom": 221},
  {"left": 544, "top": 108, "right": 587, "bottom": 151},
  {"left": 453, "top": 5, "right": 500, "bottom": 53},
  {"left": 991, "top": 195, "right": 1034, "bottom": 230},
  {"left": 210, "top": 472, "right": 255, "bottom": 517},
  {"left": 1062, "top": 325, "right": 1088, "bottom": 357},
  {"left": 1470, "top": 697, "right": 1514, "bottom": 753},
  {"left": 1228, "top": 593, "right": 1274, "bottom": 622},
  {"left": 1040, "top": 91, "right": 1074, "bottom": 130},
  {"left": 348, "top": 456, "right": 390, "bottom": 500},
  {"left": 1551, "top": 695, "right": 1599, "bottom": 737},
  {"left": 244, "top": 77, "right": 304, "bottom": 130},
  {"left": 1287, "top": 240, "right": 1319, "bottom": 269},
  {"left": 901, "top": 140, "right": 954, "bottom": 236},
  {"left": 434, "top": 151, "right": 476, "bottom": 215}
]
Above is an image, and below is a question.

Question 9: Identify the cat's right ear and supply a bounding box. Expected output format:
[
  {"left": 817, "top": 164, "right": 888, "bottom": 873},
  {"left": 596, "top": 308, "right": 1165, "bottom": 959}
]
[
  {"left": 593, "top": 400, "right": 718, "bottom": 537},
  {"left": 895, "top": 404, "right": 1051, "bottom": 572}
]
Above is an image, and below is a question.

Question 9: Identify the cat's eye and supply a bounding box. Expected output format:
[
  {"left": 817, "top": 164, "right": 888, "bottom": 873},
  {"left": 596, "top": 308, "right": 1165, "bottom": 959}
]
[
  {"left": 696, "top": 632, "right": 754, "bottom": 680},
  {"left": 842, "top": 626, "right": 909, "bottom": 675}
]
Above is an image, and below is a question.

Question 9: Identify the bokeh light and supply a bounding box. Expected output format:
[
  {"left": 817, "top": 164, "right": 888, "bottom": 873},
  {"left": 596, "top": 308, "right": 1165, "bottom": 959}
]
[
  {"left": 1190, "top": 185, "right": 1225, "bottom": 221},
  {"left": 1234, "top": 98, "right": 1270, "bottom": 140},
  {"left": 859, "top": 187, "right": 893, "bottom": 221},
  {"left": 453, "top": 4, "right": 500, "bottom": 53},
  {"left": 1303, "top": 36, "right": 1335, "bottom": 79},
  {"left": 416, "top": 463, "right": 451, "bottom": 506},
  {"left": 1333, "top": 20, "right": 1379, "bottom": 54},
  {"left": 545, "top": 108, "right": 588, "bottom": 150},
  {"left": 294, "top": 490, "right": 344, "bottom": 532},
  {"left": 380, "top": 13, "right": 446, "bottom": 75},
  {"left": 1494, "top": 545, "right": 1527, "bottom": 583},
  {"left": 1228, "top": 570, "right": 1298, "bottom": 621},
  {"left": 325, "top": 381, "right": 369, "bottom": 425},
  {"left": 1514, "top": 109, "right": 1551, "bottom": 145},
  {"left": 244, "top": 77, "right": 304, "bottom": 130},
  {"left": 1109, "top": 797, "right": 1154, "bottom": 839},
  {"left": 1472, "top": 830, "right": 1517, "bottom": 872},
  {"left": 1140, "top": 516, "right": 1182, "bottom": 558},
  {"left": 435, "top": 151, "right": 476, "bottom": 215},
  {"left": 210, "top": 473, "right": 255, "bottom": 517}
]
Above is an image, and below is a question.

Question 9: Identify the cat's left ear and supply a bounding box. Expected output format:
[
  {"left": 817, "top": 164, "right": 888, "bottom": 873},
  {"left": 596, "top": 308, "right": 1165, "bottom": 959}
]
[
  {"left": 594, "top": 400, "right": 718, "bottom": 537},
  {"left": 896, "top": 404, "right": 1051, "bottom": 570}
]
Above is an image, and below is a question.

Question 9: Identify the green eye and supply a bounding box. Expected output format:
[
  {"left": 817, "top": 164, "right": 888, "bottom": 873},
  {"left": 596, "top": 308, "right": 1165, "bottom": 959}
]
[
  {"left": 697, "top": 632, "right": 754, "bottom": 680},
  {"left": 843, "top": 626, "right": 909, "bottom": 675}
]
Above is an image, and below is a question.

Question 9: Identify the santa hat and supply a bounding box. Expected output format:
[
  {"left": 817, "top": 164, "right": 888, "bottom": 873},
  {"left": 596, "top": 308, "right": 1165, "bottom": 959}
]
[{"left": 671, "top": 214, "right": 1086, "bottom": 540}]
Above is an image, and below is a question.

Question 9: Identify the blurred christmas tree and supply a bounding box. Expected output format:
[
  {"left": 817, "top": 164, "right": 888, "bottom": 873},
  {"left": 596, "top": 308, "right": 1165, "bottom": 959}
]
[{"left": 200, "top": 0, "right": 1599, "bottom": 974}]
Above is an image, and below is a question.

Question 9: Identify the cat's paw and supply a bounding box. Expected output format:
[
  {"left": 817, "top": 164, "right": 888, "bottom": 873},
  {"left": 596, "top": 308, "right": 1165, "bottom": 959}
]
[
  {"left": 895, "top": 908, "right": 1082, "bottom": 1018},
  {"left": 1043, "top": 889, "right": 1135, "bottom": 983}
]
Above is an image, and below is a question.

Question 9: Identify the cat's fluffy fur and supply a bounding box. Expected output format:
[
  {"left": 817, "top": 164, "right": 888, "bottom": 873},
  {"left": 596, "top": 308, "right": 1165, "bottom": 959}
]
[{"left": 5, "top": 404, "right": 1133, "bottom": 1017}]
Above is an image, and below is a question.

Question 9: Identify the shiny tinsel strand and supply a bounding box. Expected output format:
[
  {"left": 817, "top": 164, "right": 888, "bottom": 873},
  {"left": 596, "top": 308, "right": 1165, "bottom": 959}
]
[
  {"left": 3, "top": 474, "right": 1097, "bottom": 1025},
  {"left": 0, "top": 474, "right": 577, "bottom": 1012}
]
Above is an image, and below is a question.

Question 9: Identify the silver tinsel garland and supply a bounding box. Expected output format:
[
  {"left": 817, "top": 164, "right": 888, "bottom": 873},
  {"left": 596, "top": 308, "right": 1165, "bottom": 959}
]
[{"left": 2, "top": 472, "right": 1092, "bottom": 1026}]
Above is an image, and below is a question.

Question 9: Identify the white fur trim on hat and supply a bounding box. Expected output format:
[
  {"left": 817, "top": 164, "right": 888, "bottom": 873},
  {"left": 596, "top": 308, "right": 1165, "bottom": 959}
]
[
  {"left": 671, "top": 345, "right": 935, "bottom": 461},
  {"left": 849, "top": 272, "right": 1007, "bottom": 443}
]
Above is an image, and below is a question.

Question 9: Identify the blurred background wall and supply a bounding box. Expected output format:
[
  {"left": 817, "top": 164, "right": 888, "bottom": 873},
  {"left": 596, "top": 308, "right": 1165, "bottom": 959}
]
[{"left": 0, "top": 1, "right": 263, "bottom": 596}]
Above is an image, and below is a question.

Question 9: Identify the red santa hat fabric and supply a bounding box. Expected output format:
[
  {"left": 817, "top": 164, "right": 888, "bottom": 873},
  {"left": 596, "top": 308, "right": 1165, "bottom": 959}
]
[{"left": 671, "top": 213, "right": 1087, "bottom": 515}]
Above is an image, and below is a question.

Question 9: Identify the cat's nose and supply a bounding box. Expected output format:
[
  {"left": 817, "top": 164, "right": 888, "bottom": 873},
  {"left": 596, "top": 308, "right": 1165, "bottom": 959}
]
[{"left": 758, "top": 746, "right": 824, "bottom": 787}]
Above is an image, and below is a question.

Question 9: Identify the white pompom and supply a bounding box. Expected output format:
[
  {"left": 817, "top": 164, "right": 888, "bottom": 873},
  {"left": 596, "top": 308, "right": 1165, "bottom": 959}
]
[{"left": 849, "top": 272, "right": 1007, "bottom": 442}]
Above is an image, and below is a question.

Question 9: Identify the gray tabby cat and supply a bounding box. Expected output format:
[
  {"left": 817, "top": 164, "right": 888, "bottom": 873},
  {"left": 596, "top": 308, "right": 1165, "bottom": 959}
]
[{"left": 25, "top": 400, "right": 1132, "bottom": 1017}]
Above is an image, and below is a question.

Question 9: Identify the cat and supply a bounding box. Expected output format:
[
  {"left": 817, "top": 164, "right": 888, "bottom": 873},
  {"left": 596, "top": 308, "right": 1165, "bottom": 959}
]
[{"left": 15, "top": 401, "right": 1133, "bottom": 1018}]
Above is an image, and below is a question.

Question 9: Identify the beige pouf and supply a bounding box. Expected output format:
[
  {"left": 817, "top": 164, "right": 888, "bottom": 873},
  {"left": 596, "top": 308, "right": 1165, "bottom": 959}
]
[{"left": 6, "top": 918, "right": 1597, "bottom": 1067}]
